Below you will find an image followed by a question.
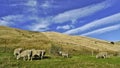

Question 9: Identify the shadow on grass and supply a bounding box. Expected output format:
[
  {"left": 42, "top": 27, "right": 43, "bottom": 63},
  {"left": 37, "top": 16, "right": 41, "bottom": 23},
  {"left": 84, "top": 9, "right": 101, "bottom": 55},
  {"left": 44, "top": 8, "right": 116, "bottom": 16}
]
[{"left": 32, "top": 56, "right": 51, "bottom": 60}]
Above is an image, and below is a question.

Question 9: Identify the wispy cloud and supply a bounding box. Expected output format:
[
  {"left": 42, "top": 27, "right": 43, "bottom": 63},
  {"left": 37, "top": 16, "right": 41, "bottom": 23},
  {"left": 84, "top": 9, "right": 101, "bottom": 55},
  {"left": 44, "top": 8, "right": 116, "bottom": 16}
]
[
  {"left": 0, "top": 14, "right": 52, "bottom": 31},
  {"left": 28, "top": 17, "right": 52, "bottom": 31},
  {"left": 25, "top": 0, "right": 38, "bottom": 15},
  {"left": 1, "top": 15, "right": 24, "bottom": 22},
  {"left": 0, "top": 15, "right": 25, "bottom": 26},
  {"left": 57, "top": 25, "right": 74, "bottom": 30},
  {"left": 10, "top": 0, "right": 37, "bottom": 7},
  {"left": 64, "top": 12, "right": 120, "bottom": 35},
  {"left": 52, "top": 0, "right": 111, "bottom": 24},
  {"left": 82, "top": 24, "right": 120, "bottom": 36},
  {"left": 0, "top": 0, "right": 53, "bottom": 31},
  {"left": 0, "top": 20, "right": 10, "bottom": 26},
  {"left": 26, "top": 0, "right": 37, "bottom": 7},
  {"left": 41, "top": 1, "right": 52, "bottom": 9}
]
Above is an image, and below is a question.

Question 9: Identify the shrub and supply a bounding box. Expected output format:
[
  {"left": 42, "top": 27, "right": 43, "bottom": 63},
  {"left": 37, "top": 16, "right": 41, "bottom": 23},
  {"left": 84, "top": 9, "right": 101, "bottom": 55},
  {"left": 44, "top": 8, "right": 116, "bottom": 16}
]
[
  {"left": 110, "top": 41, "right": 114, "bottom": 44},
  {"left": 50, "top": 44, "right": 62, "bottom": 55}
]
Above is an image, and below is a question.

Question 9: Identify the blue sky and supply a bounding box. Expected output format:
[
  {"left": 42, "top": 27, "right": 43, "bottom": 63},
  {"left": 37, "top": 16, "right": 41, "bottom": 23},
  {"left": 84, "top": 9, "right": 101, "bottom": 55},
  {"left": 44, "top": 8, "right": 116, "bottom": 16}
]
[{"left": 0, "top": 0, "right": 120, "bottom": 41}]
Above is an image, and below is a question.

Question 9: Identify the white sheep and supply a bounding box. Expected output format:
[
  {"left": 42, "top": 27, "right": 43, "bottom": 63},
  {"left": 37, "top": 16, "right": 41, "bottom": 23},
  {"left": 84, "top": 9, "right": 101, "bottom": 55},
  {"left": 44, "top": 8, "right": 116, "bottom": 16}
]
[
  {"left": 17, "top": 50, "right": 32, "bottom": 61},
  {"left": 96, "top": 52, "right": 108, "bottom": 59},
  {"left": 58, "top": 51, "right": 69, "bottom": 58},
  {"left": 14, "top": 48, "right": 23, "bottom": 57},
  {"left": 31, "top": 49, "right": 41, "bottom": 59},
  {"left": 31, "top": 49, "right": 46, "bottom": 59}
]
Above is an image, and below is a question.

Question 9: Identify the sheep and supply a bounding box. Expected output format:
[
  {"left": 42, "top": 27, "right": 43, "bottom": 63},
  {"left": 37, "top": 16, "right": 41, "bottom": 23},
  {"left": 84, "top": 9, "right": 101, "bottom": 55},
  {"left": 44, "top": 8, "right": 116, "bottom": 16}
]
[
  {"left": 31, "top": 49, "right": 46, "bottom": 59},
  {"left": 31, "top": 49, "right": 41, "bottom": 59},
  {"left": 14, "top": 48, "right": 23, "bottom": 57},
  {"left": 58, "top": 51, "right": 69, "bottom": 58},
  {"left": 96, "top": 52, "right": 108, "bottom": 59},
  {"left": 17, "top": 50, "right": 32, "bottom": 61}
]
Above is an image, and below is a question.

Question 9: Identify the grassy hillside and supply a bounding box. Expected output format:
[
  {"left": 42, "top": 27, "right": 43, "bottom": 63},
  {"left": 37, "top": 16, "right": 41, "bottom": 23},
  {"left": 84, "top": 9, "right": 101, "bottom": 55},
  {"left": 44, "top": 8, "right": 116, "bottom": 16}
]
[
  {"left": 0, "top": 26, "right": 120, "bottom": 54},
  {"left": 0, "top": 26, "right": 120, "bottom": 68},
  {"left": 0, "top": 26, "right": 51, "bottom": 51},
  {"left": 42, "top": 32, "right": 120, "bottom": 53},
  {"left": 116, "top": 41, "right": 120, "bottom": 45}
]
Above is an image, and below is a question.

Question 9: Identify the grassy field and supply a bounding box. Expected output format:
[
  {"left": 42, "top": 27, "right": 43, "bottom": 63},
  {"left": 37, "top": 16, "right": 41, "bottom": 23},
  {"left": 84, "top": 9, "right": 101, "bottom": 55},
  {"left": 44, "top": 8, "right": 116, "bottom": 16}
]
[{"left": 0, "top": 47, "right": 120, "bottom": 68}]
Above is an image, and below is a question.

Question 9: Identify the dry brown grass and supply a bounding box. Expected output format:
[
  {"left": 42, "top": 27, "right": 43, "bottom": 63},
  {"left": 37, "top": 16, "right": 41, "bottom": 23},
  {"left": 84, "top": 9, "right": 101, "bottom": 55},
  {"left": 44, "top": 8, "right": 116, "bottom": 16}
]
[{"left": 0, "top": 26, "right": 120, "bottom": 55}]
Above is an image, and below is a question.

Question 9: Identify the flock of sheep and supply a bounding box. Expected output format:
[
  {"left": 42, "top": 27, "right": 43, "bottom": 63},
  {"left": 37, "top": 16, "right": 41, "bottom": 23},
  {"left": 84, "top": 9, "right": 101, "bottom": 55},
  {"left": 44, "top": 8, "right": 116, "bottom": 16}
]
[
  {"left": 14, "top": 48, "right": 112, "bottom": 61},
  {"left": 14, "top": 48, "right": 69, "bottom": 61},
  {"left": 14, "top": 48, "right": 46, "bottom": 61}
]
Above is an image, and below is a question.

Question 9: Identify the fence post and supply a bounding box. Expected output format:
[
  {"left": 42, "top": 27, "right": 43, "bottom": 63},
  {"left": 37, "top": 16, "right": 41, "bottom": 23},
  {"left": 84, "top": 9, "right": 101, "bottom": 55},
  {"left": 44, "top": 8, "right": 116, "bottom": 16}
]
[{"left": 92, "top": 50, "right": 94, "bottom": 56}]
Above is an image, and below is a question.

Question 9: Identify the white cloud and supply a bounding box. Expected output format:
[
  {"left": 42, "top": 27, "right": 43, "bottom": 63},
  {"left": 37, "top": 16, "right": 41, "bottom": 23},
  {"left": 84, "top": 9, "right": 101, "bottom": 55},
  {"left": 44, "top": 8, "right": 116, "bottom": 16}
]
[
  {"left": 31, "top": 23, "right": 50, "bottom": 31},
  {"left": 41, "top": 1, "right": 51, "bottom": 9},
  {"left": 22, "top": 0, "right": 38, "bottom": 15},
  {"left": 64, "top": 12, "right": 120, "bottom": 35},
  {"left": 28, "top": 17, "right": 52, "bottom": 31},
  {"left": 26, "top": 0, "right": 37, "bottom": 7},
  {"left": 40, "top": 0, "right": 58, "bottom": 9},
  {"left": 2, "top": 15, "right": 24, "bottom": 22},
  {"left": 81, "top": 24, "right": 120, "bottom": 36},
  {"left": 0, "top": 15, "right": 25, "bottom": 26},
  {"left": 0, "top": 14, "right": 51, "bottom": 32},
  {"left": 52, "top": 0, "right": 111, "bottom": 23},
  {"left": 10, "top": 0, "right": 37, "bottom": 7},
  {"left": 57, "top": 25, "right": 74, "bottom": 30},
  {"left": 0, "top": 0, "right": 52, "bottom": 32},
  {"left": 0, "top": 20, "right": 10, "bottom": 26}
]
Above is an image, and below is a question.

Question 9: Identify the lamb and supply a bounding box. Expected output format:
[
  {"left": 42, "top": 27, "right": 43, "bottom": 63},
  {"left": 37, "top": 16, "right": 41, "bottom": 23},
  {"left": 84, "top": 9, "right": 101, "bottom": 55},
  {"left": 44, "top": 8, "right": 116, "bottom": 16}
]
[
  {"left": 17, "top": 50, "right": 32, "bottom": 61},
  {"left": 14, "top": 48, "right": 23, "bottom": 57},
  {"left": 96, "top": 52, "right": 108, "bottom": 59},
  {"left": 58, "top": 51, "right": 69, "bottom": 58}
]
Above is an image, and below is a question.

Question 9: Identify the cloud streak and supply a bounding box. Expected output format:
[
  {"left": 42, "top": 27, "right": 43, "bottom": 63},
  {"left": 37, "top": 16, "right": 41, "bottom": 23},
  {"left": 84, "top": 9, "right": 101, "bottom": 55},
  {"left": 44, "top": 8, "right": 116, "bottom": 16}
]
[
  {"left": 64, "top": 12, "right": 120, "bottom": 35},
  {"left": 0, "top": 15, "right": 25, "bottom": 26},
  {"left": 57, "top": 25, "right": 74, "bottom": 30},
  {"left": 0, "top": 20, "right": 10, "bottom": 26},
  {"left": 81, "top": 24, "right": 120, "bottom": 36},
  {"left": 52, "top": 0, "right": 111, "bottom": 24}
]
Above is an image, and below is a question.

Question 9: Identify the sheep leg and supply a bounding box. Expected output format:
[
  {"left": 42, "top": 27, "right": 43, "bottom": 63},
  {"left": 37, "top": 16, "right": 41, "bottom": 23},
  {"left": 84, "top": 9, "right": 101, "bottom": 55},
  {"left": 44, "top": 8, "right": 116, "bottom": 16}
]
[
  {"left": 28, "top": 55, "right": 30, "bottom": 61},
  {"left": 30, "top": 57, "right": 32, "bottom": 61},
  {"left": 41, "top": 56, "right": 43, "bottom": 59},
  {"left": 23, "top": 57, "right": 26, "bottom": 61}
]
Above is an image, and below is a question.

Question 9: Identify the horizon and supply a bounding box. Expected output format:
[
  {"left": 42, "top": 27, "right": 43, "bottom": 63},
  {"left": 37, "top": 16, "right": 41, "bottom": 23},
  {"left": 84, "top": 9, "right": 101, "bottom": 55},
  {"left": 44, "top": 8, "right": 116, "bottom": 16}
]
[{"left": 0, "top": 0, "right": 120, "bottom": 41}]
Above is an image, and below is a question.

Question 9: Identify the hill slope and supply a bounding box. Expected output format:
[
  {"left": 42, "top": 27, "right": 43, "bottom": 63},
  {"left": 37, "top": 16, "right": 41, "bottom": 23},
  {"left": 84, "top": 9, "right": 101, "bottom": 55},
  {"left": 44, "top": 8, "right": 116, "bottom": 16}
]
[
  {"left": 116, "top": 41, "right": 120, "bottom": 45},
  {"left": 42, "top": 32, "right": 120, "bottom": 52},
  {"left": 0, "top": 26, "right": 120, "bottom": 54}
]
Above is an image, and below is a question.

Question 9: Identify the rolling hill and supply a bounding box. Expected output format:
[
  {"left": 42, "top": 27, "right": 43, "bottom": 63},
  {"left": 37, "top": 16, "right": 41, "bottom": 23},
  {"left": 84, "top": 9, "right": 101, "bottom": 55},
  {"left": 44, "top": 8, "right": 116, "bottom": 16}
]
[{"left": 0, "top": 26, "right": 120, "bottom": 55}]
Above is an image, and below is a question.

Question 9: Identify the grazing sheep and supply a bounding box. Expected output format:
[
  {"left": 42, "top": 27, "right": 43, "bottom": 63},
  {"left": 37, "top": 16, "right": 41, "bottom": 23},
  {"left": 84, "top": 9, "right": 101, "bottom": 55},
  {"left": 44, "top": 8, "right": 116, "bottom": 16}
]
[
  {"left": 31, "top": 49, "right": 41, "bottom": 59},
  {"left": 96, "top": 52, "right": 108, "bottom": 59},
  {"left": 31, "top": 49, "right": 46, "bottom": 59},
  {"left": 58, "top": 51, "right": 69, "bottom": 58},
  {"left": 17, "top": 50, "right": 32, "bottom": 61},
  {"left": 14, "top": 48, "right": 23, "bottom": 57}
]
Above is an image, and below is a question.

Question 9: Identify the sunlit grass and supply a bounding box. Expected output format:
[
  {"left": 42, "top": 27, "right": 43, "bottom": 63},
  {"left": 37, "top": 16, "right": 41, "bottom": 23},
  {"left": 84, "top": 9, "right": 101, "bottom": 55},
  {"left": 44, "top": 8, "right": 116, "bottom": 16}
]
[{"left": 0, "top": 50, "right": 120, "bottom": 68}]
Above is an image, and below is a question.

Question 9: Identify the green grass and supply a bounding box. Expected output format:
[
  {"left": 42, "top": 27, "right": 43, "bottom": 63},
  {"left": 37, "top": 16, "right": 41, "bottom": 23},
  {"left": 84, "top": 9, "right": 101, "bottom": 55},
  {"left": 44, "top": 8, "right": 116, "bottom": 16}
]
[{"left": 0, "top": 50, "right": 120, "bottom": 68}]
